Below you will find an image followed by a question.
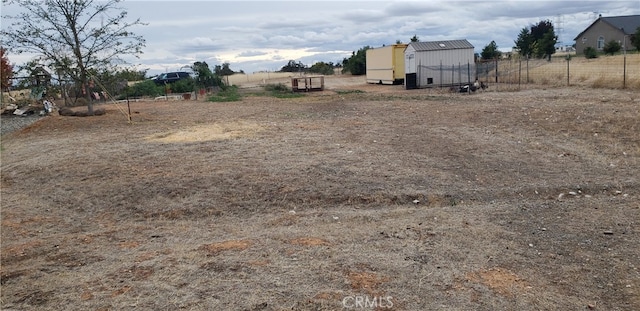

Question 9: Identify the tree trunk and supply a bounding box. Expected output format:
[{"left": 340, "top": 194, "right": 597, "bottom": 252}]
[
  {"left": 85, "top": 81, "right": 94, "bottom": 115},
  {"left": 86, "top": 88, "right": 94, "bottom": 115}
]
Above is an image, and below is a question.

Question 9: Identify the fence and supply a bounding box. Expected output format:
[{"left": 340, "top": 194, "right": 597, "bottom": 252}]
[
  {"left": 414, "top": 61, "right": 475, "bottom": 89},
  {"left": 476, "top": 53, "right": 640, "bottom": 90}
]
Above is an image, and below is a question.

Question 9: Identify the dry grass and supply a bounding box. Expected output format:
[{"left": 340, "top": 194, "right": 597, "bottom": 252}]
[
  {"left": 497, "top": 54, "right": 640, "bottom": 89},
  {"left": 1, "top": 77, "right": 639, "bottom": 310}
]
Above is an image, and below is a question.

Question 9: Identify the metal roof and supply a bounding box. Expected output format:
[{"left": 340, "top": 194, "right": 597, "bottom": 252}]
[
  {"left": 573, "top": 15, "right": 640, "bottom": 40},
  {"left": 408, "top": 39, "right": 474, "bottom": 51}
]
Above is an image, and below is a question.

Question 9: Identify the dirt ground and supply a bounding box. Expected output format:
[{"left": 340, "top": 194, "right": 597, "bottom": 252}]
[{"left": 1, "top": 75, "right": 639, "bottom": 310}]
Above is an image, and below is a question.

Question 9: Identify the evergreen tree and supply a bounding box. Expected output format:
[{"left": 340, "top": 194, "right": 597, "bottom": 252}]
[
  {"left": 515, "top": 27, "right": 533, "bottom": 58},
  {"left": 481, "top": 41, "right": 501, "bottom": 60},
  {"left": 342, "top": 46, "right": 370, "bottom": 75},
  {"left": 514, "top": 20, "right": 557, "bottom": 60}
]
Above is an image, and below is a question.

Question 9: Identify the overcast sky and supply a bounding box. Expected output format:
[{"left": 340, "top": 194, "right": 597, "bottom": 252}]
[{"left": 2, "top": 1, "right": 639, "bottom": 76}]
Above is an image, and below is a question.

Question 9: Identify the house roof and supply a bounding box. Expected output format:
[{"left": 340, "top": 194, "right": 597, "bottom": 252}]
[
  {"left": 409, "top": 39, "right": 474, "bottom": 51},
  {"left": 573, "top": 15, "right": 640, "bottom": 40}
]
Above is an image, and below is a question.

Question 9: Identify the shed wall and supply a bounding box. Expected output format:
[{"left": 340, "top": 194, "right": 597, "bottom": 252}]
[
  {"left": 366, "top": 44, "right": 407, "bottom": 84},
  {"left": 408, "top": 48, "right": 475, "bottom": 88}
]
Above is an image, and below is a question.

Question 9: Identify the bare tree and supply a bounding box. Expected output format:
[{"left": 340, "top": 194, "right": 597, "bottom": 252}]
[{"left": 1, "top": 0, "right": 145, "bottom": 114}]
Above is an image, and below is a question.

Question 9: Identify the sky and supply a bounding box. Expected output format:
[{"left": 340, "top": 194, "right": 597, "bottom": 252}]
[{"left": 2, "top": 0, "right": 639, "bottom": 76}]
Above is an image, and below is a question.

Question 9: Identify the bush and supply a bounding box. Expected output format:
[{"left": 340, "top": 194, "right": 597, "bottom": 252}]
[
  {"left": 208, "top": 86, "right": 241, "bottom": 102},
  {"left": 264, "top": 83, "right": 289, "bottom": 93},
  {"left": 263, "top": 83, "right": 304, "bottom": 98},
  {"left": 584, "top": 47, "right": 598, "bottom": 59},
  {"left": 309, "top": 62, "right": 335, "bottom": 75},
  {"left": 603, "top": 40, "right": 621, "bottom": 55},
  {"left": 171, "top": 78, "right": 195, "bottom": 93},
  {"left": 122, "top": 80, "right": 164, "bottom": 98}
]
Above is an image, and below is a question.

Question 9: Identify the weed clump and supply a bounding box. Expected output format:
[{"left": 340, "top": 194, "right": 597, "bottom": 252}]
[{"left": 208, "top": 86, "right": 241, "bottom": 102}]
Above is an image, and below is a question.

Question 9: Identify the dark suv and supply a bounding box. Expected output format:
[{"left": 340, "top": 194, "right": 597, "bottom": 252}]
[{"left": 152, "top": 71, "right": 191, "bottom": 85}]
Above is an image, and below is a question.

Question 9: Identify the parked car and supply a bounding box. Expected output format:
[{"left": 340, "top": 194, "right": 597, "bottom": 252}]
[{"left": 152, "top": 71, "right": 191, "bottom": 85}]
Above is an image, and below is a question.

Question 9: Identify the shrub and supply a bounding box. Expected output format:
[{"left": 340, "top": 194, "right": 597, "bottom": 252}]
[
  {"left": 264, "top": 83, "right": 289, "bottom": 93},
  {"left": 208, "top": 86, "right": 241, "bottom": 102},
  {"left": 122, "top": 80, "right": 164, "bottom": 98},
  {"left": 309, "top": 62, "right": 335, "bottom": 75},
  {"left": 603, "top": 40, "right": 621, "bottom": 55},
  {"left": 171, "top": 78, "right": 195, "bottom": 93},
  {"left": 584, "top": 47, "right": 598, "bottom": 59},
  {"left": 262, "top": 83, "right": 303, "bottom": 98}
]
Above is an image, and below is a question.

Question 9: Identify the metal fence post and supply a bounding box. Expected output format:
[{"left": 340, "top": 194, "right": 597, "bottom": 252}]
[
  {"left": 623, "top": 37, "right": 627, "bottom": 89},
  {"left": 518, "top": 58, "right": 522, "bottom": 89},
  {"left": 526, "top": 58, "right": 529, "bottom": 83},
  {"left": 495, "top": 58, "right": 498, "bottom": 83},
  {"left": 566, "top": 55, "right": 570, "bottom": 86}
]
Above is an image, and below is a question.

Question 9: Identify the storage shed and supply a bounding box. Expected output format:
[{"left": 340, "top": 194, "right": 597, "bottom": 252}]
[
  {"left": 366, "top": 44, "right": 408, "bottom": 85},
  {"left": 404, "top": 39, "right": 475, "bottom": 89}
]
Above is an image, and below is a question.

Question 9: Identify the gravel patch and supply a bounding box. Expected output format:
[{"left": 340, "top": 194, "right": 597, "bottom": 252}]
[{"left": 1, "top": 114, "right": 45, "bottom": 136}]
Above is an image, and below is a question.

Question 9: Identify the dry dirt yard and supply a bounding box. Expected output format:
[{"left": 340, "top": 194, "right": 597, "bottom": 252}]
[{"left": 1, "top": 77, "right": 639, "bottom": 311}]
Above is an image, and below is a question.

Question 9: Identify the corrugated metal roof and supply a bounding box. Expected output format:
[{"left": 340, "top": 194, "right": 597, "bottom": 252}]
[{"left": 409, "top": 39, "right": 474, "bottom": 51}]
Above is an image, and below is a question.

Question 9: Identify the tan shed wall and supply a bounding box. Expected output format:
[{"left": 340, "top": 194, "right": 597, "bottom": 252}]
[{"left": 366, "top": 44, "right": 407, "bottom": 84}]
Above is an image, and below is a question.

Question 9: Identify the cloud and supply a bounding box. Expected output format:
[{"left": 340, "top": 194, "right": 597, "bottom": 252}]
[
  {"left": 2, "top": 0, "right": 639, "bottom": 75},
  {"left": 237, "top": 50, "right": 268, "bottom": 58}
]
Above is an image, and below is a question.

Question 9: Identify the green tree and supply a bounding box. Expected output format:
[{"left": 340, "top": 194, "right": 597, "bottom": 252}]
[
  {"left": 192, "top": 61, "right": 223, "bottom": 88},
  {"left": 515, "top": 20, "right": 557, "bottom": 60},
  {"left": 342, "top": 46, "right": 370, "bottom": 75},
  {"left": 116, "top": 68, "right": 147, "bottom": 82},
  {"left": 0, "top": 47, "right": 13, "bottom": 91},
  {"left": 514, "top": 27, "right": 533, "bottom": 58},
  {"left": 279, "top": 60, "right": 306, "bottom": 73},
  {"left": 530, "top": 20, "right": 554, "bottom": 42},
  {"left": 309, "top": 62, "right": 335, "bottom": 75},
  {"left": 214, "top": 62, "right": 235, "bottom": 76},
  {"left": 171, "top": 77, "right": 195, "bottom": 93},
  {"left": 123, "top": 79, "right": 163, "bottom": 98},
  {"left": 530, "top": 20, "right": 557, "bottom": 60},
  {"left": 214, "top": 62, "right": 236, "bottom": 86},
  {"left": 410, "top": 35, "right": 420, "bottom": 42},
  {"left": 92, "top": 68, "right": 146, "bottom": 99},
  {"left": 1, "top": 0, "right": 146, "bottom": 114},
  {"left": 631, "top": 27, "right": 640, "bottom": 51},
  {"left": 603, "top": 40, "right": 622, "bottom": 55},
  {"left": 539, "top": 31, "right": 558, "bottom": 60},
  {"left": 481, "top": 41, "right": 501, "bottom": 60}
]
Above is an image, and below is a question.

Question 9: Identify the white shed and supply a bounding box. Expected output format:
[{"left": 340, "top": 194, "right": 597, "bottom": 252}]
[{"left": 404, "top": 39, "right": 475, "bottom": 89}]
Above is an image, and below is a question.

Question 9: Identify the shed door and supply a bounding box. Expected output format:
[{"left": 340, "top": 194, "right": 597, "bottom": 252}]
[
  {"left": 405, "top": 73, "right": 417, "bottom": 90},
  {"left": 405, "top": 53, "right": 415, "bottom": 74}
]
